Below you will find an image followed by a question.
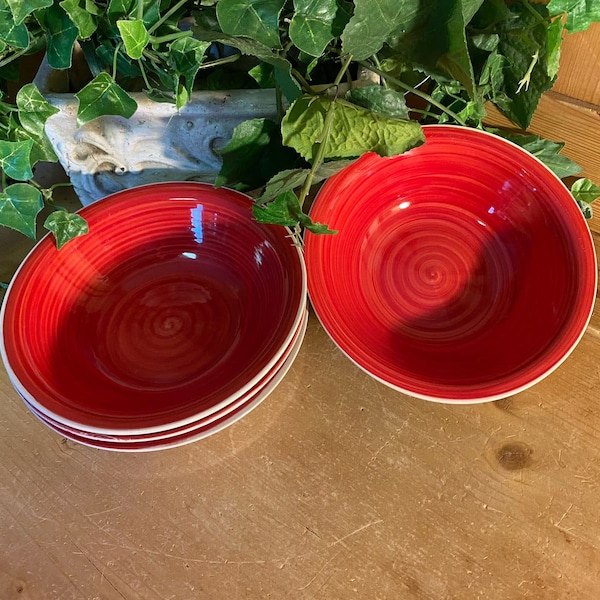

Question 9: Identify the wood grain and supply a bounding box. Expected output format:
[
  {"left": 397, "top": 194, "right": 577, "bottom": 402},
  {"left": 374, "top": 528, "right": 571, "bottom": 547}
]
[{"left": 555, "top": 22, "right": 600, "bottom": 106}]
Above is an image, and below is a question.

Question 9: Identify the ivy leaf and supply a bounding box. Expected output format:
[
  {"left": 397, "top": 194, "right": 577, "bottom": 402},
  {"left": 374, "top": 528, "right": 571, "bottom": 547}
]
[
  {"left": 16, "top": 83, "right": 60, "bottom": 138},
  {"left": 59, "top": 0, "right": 97, "bottom": 39},
  {"left": 253, "top": 189, "right": 336, "bottom": 233},
  {"left": 342, "top": 0, "right": 483, "bottom": 93},
  {"left": 548, "top": 0, "right": 600, "bottom": 33},
  {"left": 253, "top": 190, "right": 299, "bottom": 227},
  {"left": 490, "top": 129, "right": 582, "bottom": 179},
  {"left": 258, "top": 159, "right": 356, "bottom": 203},
  {"left": 117, "top": 19, "right": 149, "bottom": 60},
  {"left": 282, "top": 96, "right": 425, "bottom": 162},
  {"left": 341, "top": 0, "right": 416, "bottom": 61},
  {"left": 175, "top": 83, "right": 188, "bottom": 111},
  {"left": 248, "top": 63, "right": 276, "bottom": 88},
  {"left": 258, "top": 168, "right": 310, "bottom": 204},
  {"left": 168, "top": 37, "right": 210, "bottom": 97},
  {"left": 576, "top": 199, "right": 593, "bottom": 219},
  {"left": 75, "top": 72, "right": 138, "bottom": 126},
  {"left": 215, "top": 118, "right": 303, "bottom": 190},
  {"left": 345, "top": 85, "right": 409, "bottom": 119},
  {"left": 44, "top": 211, "right": 89, "bottom": 249},
  {"left": 470, "top": 33, "right": 499, "bottom": 52},
  {"left": 85, "top": 0, "right": 101, "bottom": 16},
  {"left": 6, "top": 0, "right": 52, "bottom": 26},
  {"left": 107, "top": 0, "right": 133, "bottom": 17},
  {"left": 0, "top": 183, "right": 43, "bottom": 238},
  {"left": 0, "top": 0, "right": 30, "bottom": 48},
  {"left": 16, "top": 84, "right": 59, "bottom": 163},
  {"left": 386, "top": 0, "right": 484, "bottom": 94},
  {"left": 496, "top": 2, "right": 554, "bottom": 129},
  {"left": 0, "top": 139, "right": 34, "bottom": 180},
  {"left": 36, "top": 3, "right": 79, "bottom": 69},
  {"left": 546, "top": 17, "right": 564, "bottom": 79},
  {"left": 216, "top": 0, "right": 285, "bottom": 49},
  {"left": 134, "top": 0, "right": 160, "bottom": 28},
  {"left": 289, "top": 0, "right": 338, "bottom": 57},
  {"left": 479, "top": 50, "right": 504, "bottom": 91},
  {"left": 571, "top": 178, "right": 600, "bottom": 204},
  {"left": 193, "top": 26, "right": 301, "bottom": 101},
  {"left": 12, "top": 128, "right": 57, "bottom": 165},
  {"left": 469, "top": 0, "right": 509, "bottom": 29}
]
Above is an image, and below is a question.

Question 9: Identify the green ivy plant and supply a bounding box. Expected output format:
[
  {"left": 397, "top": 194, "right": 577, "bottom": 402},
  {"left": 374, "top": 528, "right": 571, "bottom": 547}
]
[{"left": 0, "top": 0, "right": 599, "bottom": 248}]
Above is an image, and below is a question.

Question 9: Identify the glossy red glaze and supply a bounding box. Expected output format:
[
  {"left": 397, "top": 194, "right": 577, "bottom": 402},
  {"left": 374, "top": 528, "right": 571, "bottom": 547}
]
[
  {"left": 1, "top": 183, "right": 306, "bottom": 431},
  {"left": 305, "top": 125, "right": 597, "bottom": 402},
  {"left": 23, "top": 310, "right": 308, "bottom": 452},
  {"left": 23, "top": 310, "right": 308, "bottom": 444}
]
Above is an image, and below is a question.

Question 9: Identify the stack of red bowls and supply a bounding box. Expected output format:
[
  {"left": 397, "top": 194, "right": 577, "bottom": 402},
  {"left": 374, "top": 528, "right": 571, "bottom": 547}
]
[{"left": 1, "top": 182, "right": 307, "bottom": 451}]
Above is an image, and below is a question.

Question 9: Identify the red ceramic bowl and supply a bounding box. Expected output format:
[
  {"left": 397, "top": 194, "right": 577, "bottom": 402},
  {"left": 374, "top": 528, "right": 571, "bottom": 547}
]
[
  {"left": 24, "top": 310, "right": 308, "bottom": 452},
  {"left": 24, "top": 310, "right": 308, "bottom": 445},
  {"left": 1, "top": 182, "right": 306, "bottom": 431},
  {"left": 305, "top": 125, "right": 597, "bottom": 402}
]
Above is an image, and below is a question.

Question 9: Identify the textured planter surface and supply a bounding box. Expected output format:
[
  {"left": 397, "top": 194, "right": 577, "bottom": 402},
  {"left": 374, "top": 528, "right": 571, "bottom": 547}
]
[{"left": 35, "top": 60, "right": 279, "bottom": 205}]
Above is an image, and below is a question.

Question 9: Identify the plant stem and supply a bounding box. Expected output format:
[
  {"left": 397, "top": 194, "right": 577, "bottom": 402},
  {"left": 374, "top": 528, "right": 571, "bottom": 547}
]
[
  {"left": 150, "top": 30, "right": 193, "bottom": 45},
  {"left": 357, "top": 60, "right": 467, "bottom": 126},
  {"left": 298, "top": 100, "right": 336, "bottom": 205},
  {"left": 147, "top": 0, "right": 189, "bottom": 35},
  {"left": 113, "top": 42, "right": 123, "bottom": 80},
  {"left": 49, "top": 182, "right": 73, "bottom": 192},
  {"left": 197, "top": 53, "right": 241, "bottom": 70},
  {"left": 372, "top": 55, "right": 388, "bottom": 89},
  {"left": 293, "top": 65, "right": 348, "bottom": 214},
  {"left": 0, "top": 48, "right": 28, "bottom": 69},
  {"left": 295, "top": 55, "right": 354, "bottom": 210},
  {"left": 333, "top": 53, "right": 353, "bottom": 87},
  {"left": 291, "top": 68, "right": 318, "bottom": 94},
  {"left": 137, "top": 0, "right": 144, "bottom": 21},
  {"left": 409, "top": 107, "right": 451, "bottom": 120},
  {"left": 137, "top": 59, "right": 153, "bottom": 91}
]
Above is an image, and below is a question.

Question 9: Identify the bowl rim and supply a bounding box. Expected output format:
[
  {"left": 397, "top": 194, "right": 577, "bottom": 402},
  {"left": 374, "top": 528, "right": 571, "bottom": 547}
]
[
  {"left": 305, "top": 124, "right": 598, "bottom": 403},
  {"left": 1, "top": 181, "right": 308, "bottom": 432}
]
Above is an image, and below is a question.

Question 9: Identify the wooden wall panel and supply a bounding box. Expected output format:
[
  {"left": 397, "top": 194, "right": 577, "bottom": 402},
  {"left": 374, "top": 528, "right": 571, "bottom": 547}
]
[{"left": 554, "top": 22, "right": 600, "bottom": 105}]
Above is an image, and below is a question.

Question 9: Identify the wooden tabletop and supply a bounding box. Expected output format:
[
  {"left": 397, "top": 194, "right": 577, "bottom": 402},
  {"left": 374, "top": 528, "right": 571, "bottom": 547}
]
[{"left": 2, "top": 170, "right": 600, "bottom": 600}]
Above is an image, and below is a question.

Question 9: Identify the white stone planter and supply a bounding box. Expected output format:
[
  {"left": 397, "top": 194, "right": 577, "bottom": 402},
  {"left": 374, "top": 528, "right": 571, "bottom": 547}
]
[{"left": 34, "top": 58, "right": 279, "bottom": 206}]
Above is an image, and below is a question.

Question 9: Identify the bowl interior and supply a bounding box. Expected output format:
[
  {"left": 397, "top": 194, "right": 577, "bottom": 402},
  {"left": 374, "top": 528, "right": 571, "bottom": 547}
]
[
  {"left": 2, "top": 182, "right": 305, "bottom": 428},
  {"left": 306, "top": 125, "right": 597, "bottom": 401}
]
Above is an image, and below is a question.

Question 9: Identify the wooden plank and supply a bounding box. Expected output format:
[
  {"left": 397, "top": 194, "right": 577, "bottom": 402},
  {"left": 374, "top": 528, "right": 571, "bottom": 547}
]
[
  {"left": 485, "top": 91, "right": 600, "bottom": 183},
  {"left": 555, "top": 22, "right": 600, "bottom": 106}
]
